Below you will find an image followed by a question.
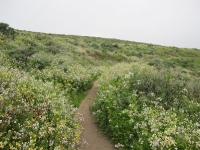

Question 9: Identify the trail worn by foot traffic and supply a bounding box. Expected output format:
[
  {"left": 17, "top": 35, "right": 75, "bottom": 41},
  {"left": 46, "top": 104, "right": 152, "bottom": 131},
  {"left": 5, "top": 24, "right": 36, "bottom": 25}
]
[{"left": 79, "top": 81, "right": 115, "bottom": 150}]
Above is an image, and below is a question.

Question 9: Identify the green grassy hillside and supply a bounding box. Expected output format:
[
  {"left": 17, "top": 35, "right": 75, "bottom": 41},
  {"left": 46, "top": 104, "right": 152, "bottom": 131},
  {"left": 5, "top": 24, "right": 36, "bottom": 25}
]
[{"left": 0, "top": 26, "right": 200, "bottom": 149}]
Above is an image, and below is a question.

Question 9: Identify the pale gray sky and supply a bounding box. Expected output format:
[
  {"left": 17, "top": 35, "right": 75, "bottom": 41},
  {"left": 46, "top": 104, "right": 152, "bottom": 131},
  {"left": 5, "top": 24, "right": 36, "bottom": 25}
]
[{"left": 1, "top": 0, "right": 200, "bottom": 48}]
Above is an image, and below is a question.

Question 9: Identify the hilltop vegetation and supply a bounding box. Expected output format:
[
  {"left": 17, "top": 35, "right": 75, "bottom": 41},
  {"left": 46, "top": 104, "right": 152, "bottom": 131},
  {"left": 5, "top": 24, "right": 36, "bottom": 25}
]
[{"left": 0, "top": 24, "right": 200, "bottom": 149}]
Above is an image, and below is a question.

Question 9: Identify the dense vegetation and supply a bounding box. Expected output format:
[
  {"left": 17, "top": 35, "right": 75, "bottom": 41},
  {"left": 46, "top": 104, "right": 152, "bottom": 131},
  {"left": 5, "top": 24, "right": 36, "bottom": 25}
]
[
  {"left": 91, "top": 63, "right": 200, "bottom": 149},
  {"left": 0, "top": 23, "right": 15, "bottom": 39},
  {"left": 0, "top": 23, "right": 199, "bottom": 149}
]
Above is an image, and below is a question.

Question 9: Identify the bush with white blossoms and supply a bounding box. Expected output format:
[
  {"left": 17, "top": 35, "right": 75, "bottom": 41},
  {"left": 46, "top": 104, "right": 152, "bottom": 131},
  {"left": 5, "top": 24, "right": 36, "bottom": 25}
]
[
  {"left": 33, "top": 64, "right": 100, "bottom": 93},
  {"left": 91, "top": 62, "right": 200, "bottom": 149},
  {"left": 0, "top": 67, "right": 82, "bottom": 149}
]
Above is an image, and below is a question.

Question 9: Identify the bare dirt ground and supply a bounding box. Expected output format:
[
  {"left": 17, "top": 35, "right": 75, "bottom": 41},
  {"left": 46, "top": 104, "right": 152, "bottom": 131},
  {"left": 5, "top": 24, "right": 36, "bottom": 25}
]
[{"left": 78, "top": 81, "right": 116, "bottom": 150}]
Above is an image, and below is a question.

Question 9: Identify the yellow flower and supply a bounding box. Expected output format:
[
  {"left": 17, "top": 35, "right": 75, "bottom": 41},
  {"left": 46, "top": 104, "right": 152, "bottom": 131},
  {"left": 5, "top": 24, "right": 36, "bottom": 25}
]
[
  {"left": 16, "top": 142, "right": 21, "bottom": 148},
  {"left": 9, "top": 144, "right": 14, "bottom": 149},
  {"left": 4, "top": 140, "right": 8, "bottom": 145},
  {"left": 0, "top": 142, "right": 4, "bottom": 148}
]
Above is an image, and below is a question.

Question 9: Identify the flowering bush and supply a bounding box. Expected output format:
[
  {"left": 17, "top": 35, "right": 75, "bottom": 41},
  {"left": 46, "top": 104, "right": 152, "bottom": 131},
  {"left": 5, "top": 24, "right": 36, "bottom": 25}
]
[
  {"left": 0, "top": 67, "right": 81, "bottom": 149},
  {"left": 91, "top": 63, "right": 200, "bottom": 149},
  {"left": 34, "top": 64, "right": 100, "bottom": 92}
]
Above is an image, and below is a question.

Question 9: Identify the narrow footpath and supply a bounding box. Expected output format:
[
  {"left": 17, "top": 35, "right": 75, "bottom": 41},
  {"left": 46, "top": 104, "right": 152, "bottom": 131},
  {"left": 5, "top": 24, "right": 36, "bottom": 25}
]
[{"left": 78, "top": 81, "right": 115, "bottom": 150}]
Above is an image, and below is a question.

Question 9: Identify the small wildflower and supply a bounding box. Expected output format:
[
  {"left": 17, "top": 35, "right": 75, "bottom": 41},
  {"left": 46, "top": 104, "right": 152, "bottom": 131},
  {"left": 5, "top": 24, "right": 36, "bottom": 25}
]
[
  {"left": 150, "top": 92, "right": 155, "bottom": 97},
  {"left": 115, "top": 143, "right": 124, "bottom": 148},
  {"left": 156, "top": 97, "right": 162, "bottom": 101},
  {"left": 129, "top": 134, "right": 134, "bottom": 139},
  {"left": 0, "top": 142, "right": 3, "bottom": 148}
]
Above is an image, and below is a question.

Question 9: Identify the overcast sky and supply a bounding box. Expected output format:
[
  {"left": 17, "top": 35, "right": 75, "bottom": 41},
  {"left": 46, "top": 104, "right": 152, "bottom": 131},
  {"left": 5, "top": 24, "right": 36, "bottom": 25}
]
[{"left": 1, "top": 0, "right": 200, "bottom": 48}]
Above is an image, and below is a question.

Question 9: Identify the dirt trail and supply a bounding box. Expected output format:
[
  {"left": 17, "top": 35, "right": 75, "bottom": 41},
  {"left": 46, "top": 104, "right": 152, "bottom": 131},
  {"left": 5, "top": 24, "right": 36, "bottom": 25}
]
[{"left": 78, "top": 81, "right": 115, "bottom": 150}]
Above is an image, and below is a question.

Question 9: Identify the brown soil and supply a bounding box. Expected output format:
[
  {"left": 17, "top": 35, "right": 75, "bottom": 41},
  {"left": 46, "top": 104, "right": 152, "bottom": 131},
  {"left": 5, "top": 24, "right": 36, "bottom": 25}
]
[{"left": 78, "top": 81, "right": 116, "bottom": 150}]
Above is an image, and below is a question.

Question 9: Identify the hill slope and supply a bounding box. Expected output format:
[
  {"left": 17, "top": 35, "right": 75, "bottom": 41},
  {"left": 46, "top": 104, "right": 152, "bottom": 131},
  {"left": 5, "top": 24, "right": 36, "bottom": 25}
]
[{"left": 0, "top": 28, "right": 200, "bottom": 149}]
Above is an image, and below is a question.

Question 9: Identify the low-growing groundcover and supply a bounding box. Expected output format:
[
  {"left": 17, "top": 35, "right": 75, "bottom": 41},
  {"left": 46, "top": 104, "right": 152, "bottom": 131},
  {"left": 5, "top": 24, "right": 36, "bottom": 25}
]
[{"left": 91, "top": 63, "right": 200, "bottom": 149}]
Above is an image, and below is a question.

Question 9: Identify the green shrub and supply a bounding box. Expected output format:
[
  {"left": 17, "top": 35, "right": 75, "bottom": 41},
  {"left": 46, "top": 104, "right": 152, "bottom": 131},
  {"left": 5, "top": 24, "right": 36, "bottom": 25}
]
[
  {"left": 91, "top": 42, "right": 100, "bottom": 49},
  {"left": 6, "top": 47, "right": 38, "bottom": 68},
  {"left": 0, "top": 22, "right": 16, "bottom": 39},
  {"left": 34, "top": 65, "right": 99, "bottom": 92},
  {"left": 148, "top": 59, "right": 161, "bottom": 67},
  {"left": 45, "top": 41, "right": 61, "bottom": 54},
  {"left": 29, "top": 53, "right": 52, "bottom": 70},
  {"left": 100, "top": 42, "right": 118, "bottom": 52}
]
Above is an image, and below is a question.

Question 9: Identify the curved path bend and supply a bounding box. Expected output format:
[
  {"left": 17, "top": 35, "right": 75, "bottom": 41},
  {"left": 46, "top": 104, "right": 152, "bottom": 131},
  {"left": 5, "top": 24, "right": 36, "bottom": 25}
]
[{"left": 78, "top": 81, "right": 115, "bottom": 150}]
